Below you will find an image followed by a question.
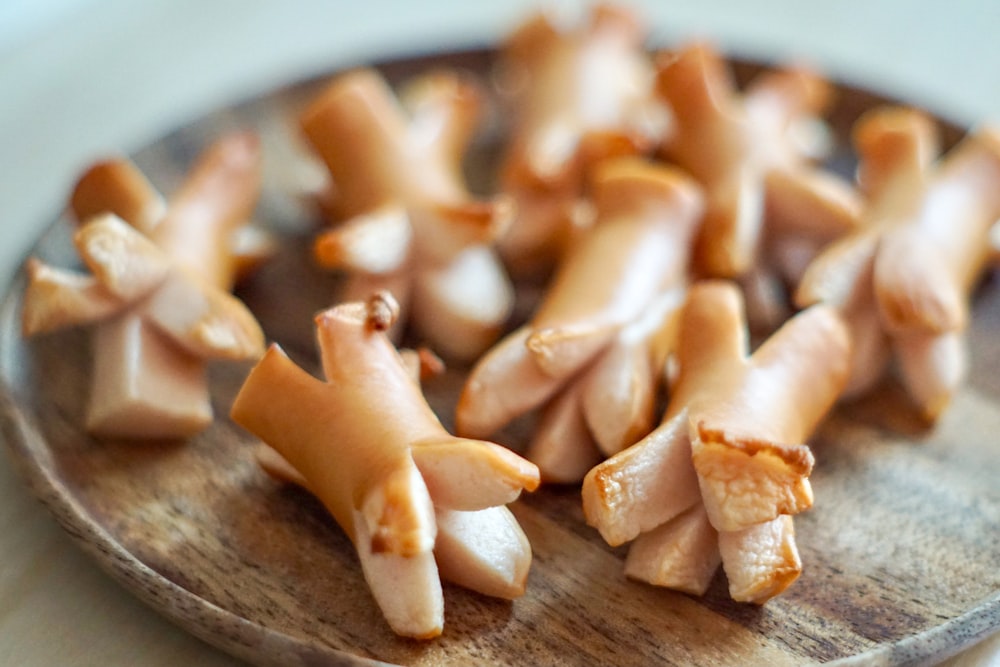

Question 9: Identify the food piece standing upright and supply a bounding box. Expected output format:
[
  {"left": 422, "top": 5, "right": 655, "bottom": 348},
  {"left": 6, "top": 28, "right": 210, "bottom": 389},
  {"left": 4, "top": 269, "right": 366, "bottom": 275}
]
[
  {"left": 301, "top": 68, "right": 514, "bottom": 361},
  {"left": 231, "top": 292, "right": 540, "bottom": 638},
  {"left": 496, "top": 3, "right": 669, "bottom": 276},
  {"left": 796, "top": 107, "right": 1000, "bottom": 417},
  {"left": 22, "top": 134, "right": 265, "bottom": 439},
  {"left": 457, "top": 158, "right": 702, "bottom": 481},
  {"left": 583, "top": 281, "right": 850, "bottom": 602},
  {"left": 655, "top": 42, "right": 861, "bottom": 325}
]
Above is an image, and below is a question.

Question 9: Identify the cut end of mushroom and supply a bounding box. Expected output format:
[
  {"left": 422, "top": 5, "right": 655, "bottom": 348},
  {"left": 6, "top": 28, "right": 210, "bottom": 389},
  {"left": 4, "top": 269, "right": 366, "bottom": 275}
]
[
  {"left": 313, "top": 205, "right": 413, "bottom": 274},
  {"left": 22, "top": 259, "right": 126, "bottom": 336},
  {"left": 692, "top": 422, "right": 815, "bottom": 532},
  {"left": 354, "top": 508, "right": 444, "bottom": 639},
  {"left": 412, "top": 436, "right": 540, "bottom": 510},
  {"left": 525, "top": 323, "right": 615, "bottom": 379},
  {"left": 435, "top": 506, "right": 532, "bottom": 600},
  {"left": 141, "top": 271, "right": 265, "bottom": 361},
  {"left": 86, "top": 315, "right": 213, "bottom": 440},
  {"left": 624, "top": 503, "right": 721, "bottom": 595},
  {"left": 719, "top": 515, "right": 801, "bottom": 604},
  {"left": 360, "top": 462, "right": 437, "bottom": 557},
  {"left": 581, "top": 413, "right": 701, "bottom": 547},
  {"left": 73, "top": 213, "right": 172, "bottom": 300}
]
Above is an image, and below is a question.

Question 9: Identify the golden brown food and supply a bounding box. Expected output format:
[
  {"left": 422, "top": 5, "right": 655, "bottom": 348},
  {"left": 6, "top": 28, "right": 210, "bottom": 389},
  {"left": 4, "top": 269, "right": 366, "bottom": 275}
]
[
  {"left": 301, "top": 68, "right": 514, "bottom": 360},
  {"left": 457, "top": 158, "right": 701, "bottom": 482},
  {"left": 496, "top": 4, "right": 668, "bottom": 275},
  {"left": 797, "top": 107, "right": 1000, "bottom": 418},
  {"left": 656, "top": 43, "right": 860, "bottom": 280},
  {"left": 231, "top": 292, "right": 539, "bottom": 638},
  {"left": 22, "top": 134, "right": 265, "bottom": 438},
  {"left": 583, "top": 281, "right": 850, "bottom": 601}
]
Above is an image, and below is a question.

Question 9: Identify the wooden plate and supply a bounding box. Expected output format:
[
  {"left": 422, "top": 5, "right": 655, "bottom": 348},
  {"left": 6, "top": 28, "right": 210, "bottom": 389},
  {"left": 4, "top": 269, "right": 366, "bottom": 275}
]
[{"left": 2, "top": 49, "right": 999, "bottom": 667}]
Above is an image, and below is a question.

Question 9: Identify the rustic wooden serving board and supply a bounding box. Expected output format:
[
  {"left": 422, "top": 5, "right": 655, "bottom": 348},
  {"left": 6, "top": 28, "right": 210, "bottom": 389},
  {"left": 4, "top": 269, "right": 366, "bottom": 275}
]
[{"left": 2, "top": 50, "right": 999, "bottom": 667}]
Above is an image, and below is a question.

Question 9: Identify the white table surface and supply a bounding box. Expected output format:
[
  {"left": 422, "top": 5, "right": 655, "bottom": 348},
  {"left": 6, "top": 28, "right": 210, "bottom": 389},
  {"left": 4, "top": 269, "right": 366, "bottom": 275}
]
[{"left": 1, "top": 1, "right": 998, "bottom": 665}]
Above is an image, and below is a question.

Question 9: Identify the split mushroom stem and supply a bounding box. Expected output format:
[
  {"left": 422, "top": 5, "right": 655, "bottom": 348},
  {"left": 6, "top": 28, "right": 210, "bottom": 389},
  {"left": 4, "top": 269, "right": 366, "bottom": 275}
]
[
  {"left": 794, "top": 231, "right": 889, "bottom": 397},
  {"left": 870, "top": 122, "right": 1000, "bottom": 334},
  {"left": 235, "top": 344, "right": 434, "bottom": 547},
  {"left": 54, "top": 214, "right": 264, "bottom": 361},
  {"left": 497, "top": 287, "right": 680, "bottom": 484},
  {"left": 797, "top": 107, "right": 1000, "bottom": 417},
  {"left": 301, "top": 68, "right": 507, "bottom": 259},
  {"left": 532, "top": 160, "right": 701, "bottom": 332},
  {"left": 22, "top": 259, "right": 131, "bottom": 336},
  {"left": 457, "top": 158, "right": 702, "bottom": 439},
  {"left": 675, "top": 282, "right": 850, "bottom": 531},
  {"left": 86, "top": 138, "right": 260, "bottom": 438},
  {"left": 231, "top": 293, "right": 538, "bottom": 638},
  {"left": 495, "top": 4, "right": 667, "bottom": 276},
  {"left": 301, "top": 69, "right": 462, "bottom": 214},
  {"left": 656, "top": 43, "right": 859, "bottom": 278},
  {"left": 582, "top": 409, "right": 700, "bottom": 547},
  {"left": 623, "top": 502, "right": 720, "bottom": 596},
  {"left": 151, "top": 133, "right": 262, "bottom": 290},
  {"left": 580, "top": 287, "right": 686, "bottom": 457},
  {"left": 506, "top": 287, "right": 683, "bottom": 486},
  {"left": 22, "top": 134, "right": 264, "bottom": 439},
  {"left": 719, "top": 515, "right": 801, "bottom": 602},
  {"left": 853, "top": 107, "right": 939, "bottom": 204},
  {"left": 655, "top": 45, "right": 764, "bottom": 278},
  {"left": 300, "top": 67, "right": 514, "bottom": 361},
  {"left": 499, "top": 3, "right": 658, "bottom": 190},
  {"left": 656, "top": 44, "right": 748, "bottom": 182},
  {"left": 22, "top": 212, "right": 172, "bottom": 336},
  {"left": 675, "top": 282, "right": 850, "bottom": 447},
  {"left": 410, "top": 244, "right": 516, "bottom": 362},
  {"left": 259, "top": 439, "right": 532, "bottom": 603},
  {"left": 88, "top": 316, "right": 213, "bottom": 438},
  {"left": 583, "top": 281, "right": 850, "bottom": 602}
]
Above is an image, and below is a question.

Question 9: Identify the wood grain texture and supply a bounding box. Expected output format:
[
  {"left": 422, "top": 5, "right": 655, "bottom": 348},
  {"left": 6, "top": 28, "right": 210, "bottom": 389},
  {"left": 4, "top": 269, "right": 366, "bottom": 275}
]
[{"left": 1, "top": 50, "right": 998, "bottom": 667}]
